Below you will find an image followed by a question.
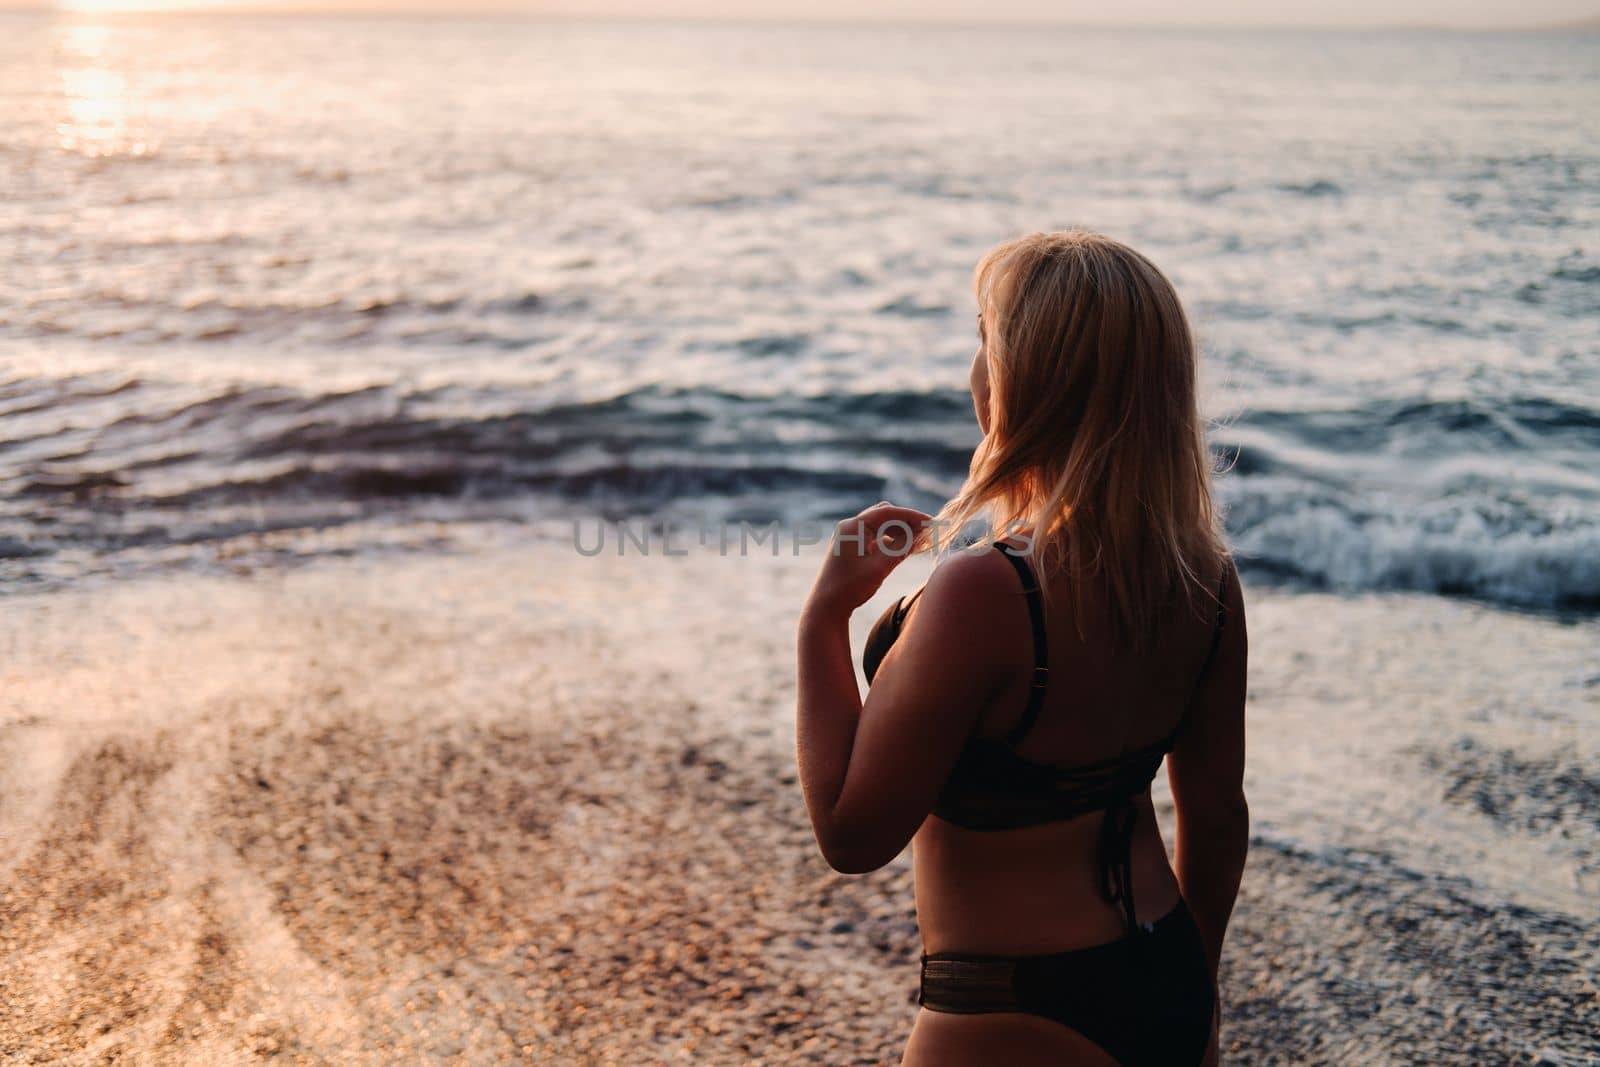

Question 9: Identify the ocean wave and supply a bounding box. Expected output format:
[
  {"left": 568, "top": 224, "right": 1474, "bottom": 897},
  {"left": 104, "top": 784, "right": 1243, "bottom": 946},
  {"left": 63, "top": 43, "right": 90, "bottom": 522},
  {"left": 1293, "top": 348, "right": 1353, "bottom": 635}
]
[
  {"left": 875, "top": 296, "right": 951, "bottom": 318},
  {"left": 0, "top": 378, "right": 975, "bottom": 545},
  {"left": 1213, "top": 395, "right": 1600, "bottom": 608},
  {"left": 1276, "top": 179, "right": 1343, "bottom": 197},
  {"left": 3, "top": 289, "right": 557, "bottom": 347},
  {"left": 2, "top": 376, "right": 1596, "bottom": 612},
  {"left": 1223, "top": 486, "right": 1600, "bottom": 611},
  {"left": 1550, "top": 264, "right": 1600, "bottom": 285},
  {"left": 1219, "top": 395, "right": 1600, "bottom": 459}
]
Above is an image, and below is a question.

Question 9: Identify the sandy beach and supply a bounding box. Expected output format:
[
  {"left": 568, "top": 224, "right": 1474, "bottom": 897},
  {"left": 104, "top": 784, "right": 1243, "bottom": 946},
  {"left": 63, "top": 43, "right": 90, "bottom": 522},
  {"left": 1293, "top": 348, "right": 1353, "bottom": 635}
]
[{"left": 1, "top": 534, "right": 1594, "bottom": 1065}]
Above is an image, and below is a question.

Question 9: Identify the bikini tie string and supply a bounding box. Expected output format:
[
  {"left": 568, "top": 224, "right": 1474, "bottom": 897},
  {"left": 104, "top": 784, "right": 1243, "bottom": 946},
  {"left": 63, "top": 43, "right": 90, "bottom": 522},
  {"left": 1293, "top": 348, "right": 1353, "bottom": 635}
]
[{"left": 1099, "top": 795, "right": 1141, "bottom": 937}]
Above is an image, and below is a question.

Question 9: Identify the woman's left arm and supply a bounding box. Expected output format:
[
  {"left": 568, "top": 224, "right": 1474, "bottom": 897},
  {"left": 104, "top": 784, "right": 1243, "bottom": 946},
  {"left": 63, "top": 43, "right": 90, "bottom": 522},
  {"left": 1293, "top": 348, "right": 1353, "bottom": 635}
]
[{"left": 796, "top": 508, "right": 1014, "bottom": 873}]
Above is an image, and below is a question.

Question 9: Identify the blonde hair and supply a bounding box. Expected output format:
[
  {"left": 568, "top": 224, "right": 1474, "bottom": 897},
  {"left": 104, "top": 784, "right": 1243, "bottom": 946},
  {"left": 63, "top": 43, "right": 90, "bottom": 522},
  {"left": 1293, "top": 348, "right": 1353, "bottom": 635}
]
[{"left": 933, "top": 230, "right": 1227, "bottom": 645}]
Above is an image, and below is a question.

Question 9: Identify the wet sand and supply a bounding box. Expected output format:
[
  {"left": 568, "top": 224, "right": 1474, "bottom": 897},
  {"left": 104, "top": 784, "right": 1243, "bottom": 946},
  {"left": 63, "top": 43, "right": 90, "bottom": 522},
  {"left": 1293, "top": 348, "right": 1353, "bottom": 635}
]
[{"left": 1, "top": 538, "right": 1595, "bottom": 1064}]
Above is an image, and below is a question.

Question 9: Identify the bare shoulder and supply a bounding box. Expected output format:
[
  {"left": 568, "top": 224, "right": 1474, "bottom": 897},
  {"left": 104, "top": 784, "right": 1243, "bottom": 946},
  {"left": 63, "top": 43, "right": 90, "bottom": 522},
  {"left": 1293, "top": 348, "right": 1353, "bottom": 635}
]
[
  {"left": 909, "top": 545, "right": 1030, "bottom": 645},
  {"left": 883, "top": 544, "right": 1029, "bottom": 701}
]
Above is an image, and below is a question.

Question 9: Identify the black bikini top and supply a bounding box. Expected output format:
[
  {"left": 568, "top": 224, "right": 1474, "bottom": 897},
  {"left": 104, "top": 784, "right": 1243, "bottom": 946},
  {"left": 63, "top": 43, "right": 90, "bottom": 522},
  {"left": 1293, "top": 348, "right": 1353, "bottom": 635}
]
[{"left": 861, "top": 546, "right": 1230, "bottom": 935}]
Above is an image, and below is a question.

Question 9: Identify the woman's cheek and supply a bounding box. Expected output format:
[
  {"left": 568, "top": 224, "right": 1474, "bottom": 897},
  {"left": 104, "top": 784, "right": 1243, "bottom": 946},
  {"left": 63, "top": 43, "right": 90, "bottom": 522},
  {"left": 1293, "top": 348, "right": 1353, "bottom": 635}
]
[{"left": 970, "top": 351, "right": 991, "bottom": 436}]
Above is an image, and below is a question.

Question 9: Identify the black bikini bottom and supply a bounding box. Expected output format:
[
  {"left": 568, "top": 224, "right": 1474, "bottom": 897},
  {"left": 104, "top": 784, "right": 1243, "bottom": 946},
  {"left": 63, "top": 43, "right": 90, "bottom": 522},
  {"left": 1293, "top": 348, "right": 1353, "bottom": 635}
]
[{"left": 918, "top": 900, "right": 1215, "bottom": 1067}]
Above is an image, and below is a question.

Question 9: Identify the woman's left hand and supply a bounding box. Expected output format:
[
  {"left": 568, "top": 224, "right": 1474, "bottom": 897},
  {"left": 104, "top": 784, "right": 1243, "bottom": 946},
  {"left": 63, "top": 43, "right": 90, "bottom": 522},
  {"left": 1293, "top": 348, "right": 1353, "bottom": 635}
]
[{"left": 803, "top": 501, "right": 932, "bottom": 620}]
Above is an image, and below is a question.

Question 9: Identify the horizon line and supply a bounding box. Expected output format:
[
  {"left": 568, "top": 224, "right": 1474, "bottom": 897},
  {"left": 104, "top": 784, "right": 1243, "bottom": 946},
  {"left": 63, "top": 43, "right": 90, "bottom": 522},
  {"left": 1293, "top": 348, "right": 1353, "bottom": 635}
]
[{"left": 6, "top": 5, "right": 1600, "bottom": 33}]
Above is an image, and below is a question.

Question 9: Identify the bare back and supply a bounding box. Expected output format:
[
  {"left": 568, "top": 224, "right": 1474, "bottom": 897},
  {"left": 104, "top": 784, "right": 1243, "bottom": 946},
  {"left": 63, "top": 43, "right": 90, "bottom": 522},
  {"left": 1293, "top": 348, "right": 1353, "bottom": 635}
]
[{"left": 909, "top": 551, "right": 1242, "bottom": 956}]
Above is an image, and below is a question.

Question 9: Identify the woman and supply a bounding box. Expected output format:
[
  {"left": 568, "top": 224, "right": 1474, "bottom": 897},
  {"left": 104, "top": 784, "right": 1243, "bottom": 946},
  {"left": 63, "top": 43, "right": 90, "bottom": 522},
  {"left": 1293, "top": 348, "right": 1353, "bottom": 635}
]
[{"left": 795, "top": 231, "right": 1249, "bottom": 1066}]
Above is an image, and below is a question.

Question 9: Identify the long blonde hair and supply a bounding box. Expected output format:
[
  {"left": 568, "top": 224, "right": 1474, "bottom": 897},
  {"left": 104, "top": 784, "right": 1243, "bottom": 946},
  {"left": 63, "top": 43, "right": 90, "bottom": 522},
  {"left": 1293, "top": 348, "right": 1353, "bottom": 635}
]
[{"left": 933, "top": 230, "right": 1227, "bottom": 645}]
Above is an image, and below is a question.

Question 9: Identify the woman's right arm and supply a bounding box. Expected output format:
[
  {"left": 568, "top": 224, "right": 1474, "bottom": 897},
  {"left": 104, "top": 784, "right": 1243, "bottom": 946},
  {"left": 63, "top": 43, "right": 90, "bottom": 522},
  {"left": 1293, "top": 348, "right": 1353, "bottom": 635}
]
[{"left": 1166, "top": 562, "right": 1250, "bottom": 982}]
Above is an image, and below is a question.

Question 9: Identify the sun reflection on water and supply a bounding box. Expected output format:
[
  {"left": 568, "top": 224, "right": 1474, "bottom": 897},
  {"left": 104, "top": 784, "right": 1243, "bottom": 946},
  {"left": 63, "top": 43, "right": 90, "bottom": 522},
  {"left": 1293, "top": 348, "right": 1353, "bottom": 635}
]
[{"left": 55, "top": 21, "right": 151, "bottom": 158}]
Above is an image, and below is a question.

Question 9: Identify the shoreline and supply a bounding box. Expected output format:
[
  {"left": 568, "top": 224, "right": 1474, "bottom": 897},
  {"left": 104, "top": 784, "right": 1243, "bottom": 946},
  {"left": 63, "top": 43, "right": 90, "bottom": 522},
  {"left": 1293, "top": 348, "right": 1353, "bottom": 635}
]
[{"left": 1, "top": 540, "right": 1595, "bottom": 1062}]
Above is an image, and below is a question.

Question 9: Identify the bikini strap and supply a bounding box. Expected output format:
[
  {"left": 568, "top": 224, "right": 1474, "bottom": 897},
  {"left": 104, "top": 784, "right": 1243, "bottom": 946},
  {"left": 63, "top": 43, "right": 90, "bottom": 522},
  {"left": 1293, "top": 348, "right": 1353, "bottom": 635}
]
[
  {"left": 1196, "top": 562, "right": 1231, "bottom": 683},
  {"left": 994, "top": 545, "right": 1050, "bottom": 747},
  {"left": 1164, "top": 562, "right": 1233, "bottom": 752}
]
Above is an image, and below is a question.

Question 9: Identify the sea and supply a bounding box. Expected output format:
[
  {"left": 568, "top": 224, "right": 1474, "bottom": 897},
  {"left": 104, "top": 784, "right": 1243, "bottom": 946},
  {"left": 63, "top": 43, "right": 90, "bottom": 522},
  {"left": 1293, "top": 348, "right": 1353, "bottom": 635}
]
[{"left": 2, "top": 13, "right": 1597, "bottom": 611}]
